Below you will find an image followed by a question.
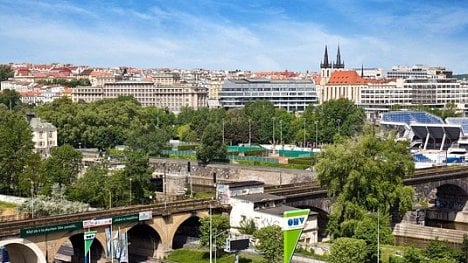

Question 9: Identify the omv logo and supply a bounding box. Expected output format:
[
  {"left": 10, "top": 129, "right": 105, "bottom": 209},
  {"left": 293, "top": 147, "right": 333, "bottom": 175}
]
[{"left": 284, "top": 216, "right": 307, "bottom": 230}]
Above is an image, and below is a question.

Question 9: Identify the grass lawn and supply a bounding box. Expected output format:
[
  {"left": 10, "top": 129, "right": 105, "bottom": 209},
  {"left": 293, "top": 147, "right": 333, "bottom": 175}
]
[
  {"left": 166, "top": 248, "right": 263, "bottom": 263},
  {"left": 0, "top": 201, "right": 17, "bottom": 209}
]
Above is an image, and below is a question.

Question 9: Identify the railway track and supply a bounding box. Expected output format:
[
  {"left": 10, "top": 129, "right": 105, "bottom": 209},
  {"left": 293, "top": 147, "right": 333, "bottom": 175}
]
[
  {"left": 0, "top": 198, "right": 217, "bottom": 237},
  {"left": 265, "top": 165, "right": 468, "bottom": 196}
]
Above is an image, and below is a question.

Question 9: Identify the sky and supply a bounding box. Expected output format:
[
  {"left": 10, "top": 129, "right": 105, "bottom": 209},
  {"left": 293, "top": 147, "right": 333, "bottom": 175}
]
[{"left": 0, "top": 0, "right": 467, "bottom": 73}]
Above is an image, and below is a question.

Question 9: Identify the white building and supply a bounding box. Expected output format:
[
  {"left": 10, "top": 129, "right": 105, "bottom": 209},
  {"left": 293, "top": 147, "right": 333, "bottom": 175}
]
[
  {"left": 219, "top": 79, "right": 318, "bottom": 112},
  {"left": 216, "top": 181, "right": 319, "bottom": 246},
  {"left": 30, "top": 117, "right": 57, "bottom": 157},
  {"left": 229, "top": 193, "right": 318, "bottom": 245}
]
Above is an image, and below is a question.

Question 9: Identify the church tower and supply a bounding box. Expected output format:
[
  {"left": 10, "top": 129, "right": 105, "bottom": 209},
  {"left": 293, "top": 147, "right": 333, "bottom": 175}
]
[
  {"left": 320, "top": 45, "right": 333, "bottom": 85},
  {"left": 333, "top": 45, "right": 345, "bottom": 69}
]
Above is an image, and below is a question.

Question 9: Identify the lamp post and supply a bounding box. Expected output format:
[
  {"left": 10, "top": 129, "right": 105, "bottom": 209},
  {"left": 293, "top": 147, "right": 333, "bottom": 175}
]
[
  {"left": 314, "top": 121, "right": 318, "bottom": 149},
  {"left": 222, "top": 118, "right": 225, "bottom": 145},
  {"left": 209, "top": 202, "right": 213, "bottom": 263},
  {"left": 280, "top": 119, "right": 283, "bottom": 146},
  {"left": 129, "top": 178, "right": 132, "bottom": 205},
  {"left": 303, "top": 118, "right": 306, "bottom": 148},
  {"left": 29, "top": 179, "right": 34, "bottom": 219},
  {"left": 248, "top": 118, "right": 251, "bottom": 146},
  {"left": 272, "top": 117, "right": 276, "bottom": 152},
  {"left": 214, "top": 229, "right": 230, "bottom": 263}
]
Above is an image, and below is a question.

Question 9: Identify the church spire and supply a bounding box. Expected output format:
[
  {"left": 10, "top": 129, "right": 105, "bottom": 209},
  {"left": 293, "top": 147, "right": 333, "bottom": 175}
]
[
  {"left": 333, "top": 45, "right": 345, "bottom": 69},
  {"left": 361, "top": 64, "right": 364, "bottom": 77},
  {"left": 320, "top": 45, "right": 331, "bottom": 69}
]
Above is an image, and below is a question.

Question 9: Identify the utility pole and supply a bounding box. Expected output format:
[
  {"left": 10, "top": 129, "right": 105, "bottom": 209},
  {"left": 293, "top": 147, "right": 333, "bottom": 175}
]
[
  {"left": 377, "top": 208, "right": 380, "bottom": 263},
  {"left": 272, "top": 117, "right": 276, "bottom": 152},
  {"left": 280, "top": 119, "right": 283, "bottom": 146},
  {"left": 303, "top": 118, "right": 306, "bottom": 148}
]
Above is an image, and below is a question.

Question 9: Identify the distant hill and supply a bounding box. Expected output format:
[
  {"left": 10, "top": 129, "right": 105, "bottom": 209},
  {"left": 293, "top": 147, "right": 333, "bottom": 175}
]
[{"left": 454, "top": 74, "right": 468, "bottom": 80}]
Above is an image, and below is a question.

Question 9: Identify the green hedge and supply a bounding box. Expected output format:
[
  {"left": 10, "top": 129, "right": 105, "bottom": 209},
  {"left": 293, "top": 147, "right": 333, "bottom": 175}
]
[
  {"left": 177, "top": 144, "right": 198, "bottom": 151},
  {"left": 288, "top": 157, "right": 315, "bottom": 165}
]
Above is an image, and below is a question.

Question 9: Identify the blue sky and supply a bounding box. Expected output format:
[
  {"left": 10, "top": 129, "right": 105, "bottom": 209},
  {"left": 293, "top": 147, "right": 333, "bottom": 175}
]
[{"left": 0, "top": 0, "right": 467, "bottom": 73}]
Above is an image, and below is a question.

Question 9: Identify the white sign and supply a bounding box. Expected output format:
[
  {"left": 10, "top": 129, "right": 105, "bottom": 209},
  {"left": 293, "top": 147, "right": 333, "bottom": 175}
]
[
  {"left": 139, "top": 211, "right": 152, "bottom": 221},
  {"left": 282, "top": 215, "right": 308, "bottom": 231},
  {"left": 83, "top": 218, "right": 112, "bottom": 228},
  {"left": 84, "top": 231, "right": 97, "bottom": 240}
]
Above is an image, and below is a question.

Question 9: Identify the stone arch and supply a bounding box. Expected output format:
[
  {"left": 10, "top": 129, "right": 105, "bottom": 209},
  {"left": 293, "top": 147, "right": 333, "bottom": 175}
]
[
  {"left": 126, "top": 222, "right": 162, "bottom": 261},
  {"left": 0, "top": 238, "right": 46, "bottom": 263},
  {"left": 171, "top": 215, "right": 202, "bottom": 249},
  {"left": 435, "top": 184, "right": 468, "bottom": 211},
  {"left": 51, "top": 229, "right": 105, "bottom": 263},
  {"left": 167, "top": 211, "right": 208, "bottom": 248}
]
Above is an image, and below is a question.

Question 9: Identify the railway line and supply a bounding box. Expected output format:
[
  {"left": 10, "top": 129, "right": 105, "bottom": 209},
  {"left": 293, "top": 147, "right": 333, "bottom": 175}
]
[
  {"left": 265, "top": 165, "right": 468, "bottom": 197},
  {"left": 0, "top": 198, "right": 217, "bottom": 237}
]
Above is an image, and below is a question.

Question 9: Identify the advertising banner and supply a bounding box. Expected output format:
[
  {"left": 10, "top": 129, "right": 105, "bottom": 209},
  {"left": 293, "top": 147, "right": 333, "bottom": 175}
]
[{"left": 283, "top": 209, "right": 310, "bottom": 263}]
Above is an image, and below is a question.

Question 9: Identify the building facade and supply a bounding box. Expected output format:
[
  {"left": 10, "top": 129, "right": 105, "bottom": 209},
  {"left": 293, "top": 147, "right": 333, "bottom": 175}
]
[
  {"left": 219, "top": 79, "right": 318, "bottom": 112},
  {"left": 72, "top": 81, "right": 208, "bottom": 113},
  {"left": 30, "top": 117, "right": 57, "bottom": 157}
]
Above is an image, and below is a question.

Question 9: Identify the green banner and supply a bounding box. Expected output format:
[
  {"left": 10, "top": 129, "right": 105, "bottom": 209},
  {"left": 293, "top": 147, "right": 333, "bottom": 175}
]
[
  {"left": 112, "top": 213, "right": 139, "bottom": 224},
  {"left": 21, "top": 221, "right": 82, "bottom": 237},
  {"left": 84, "top": 231, "right": 97, "bottom": 255},
  {"left": 283, "top": 209, "right": 310, "bottom": 263}
]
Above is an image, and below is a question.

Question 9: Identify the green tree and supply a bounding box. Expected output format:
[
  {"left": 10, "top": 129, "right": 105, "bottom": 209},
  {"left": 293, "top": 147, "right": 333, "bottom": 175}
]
[
  {"left": 253, "top": 225, "right": 283, "bottom": 263},
  {"left": 244, "top": 100, "right": 276, "bottom": 144},
  {"left": 0, "top": 64, "right": 14, "bottom": 81},
  {"left": 0, "top": 89, "right": 21, "bottom": 110},
  {"left": 67, "top": 164, "right": 107, "bottom": 208},
  {"left": 126, "top": 128, "right": 170, "bottom": 156},
  {"left": 199, "top": 214, "right": 230, "bottom": 249},
  {"left": 329, "top": 237, "right": 367, "bottom": 263},
  {"left": 305, "top": 98, "right": 366, "bottom": 144},
  {"left": 316, "top": 129, "right": 414, "bottom": 260},
  {"left": 42, "top": 144, "right": 82, "bottom": 194},
  {"left": 124, "top": 150, "right": 154, "bottom": 204},
  {"left": 0, "top": 108, "right": 34, "bottom": 194},
  {"left": 196, "top": 123, "right": 227, "bottom": 164}
]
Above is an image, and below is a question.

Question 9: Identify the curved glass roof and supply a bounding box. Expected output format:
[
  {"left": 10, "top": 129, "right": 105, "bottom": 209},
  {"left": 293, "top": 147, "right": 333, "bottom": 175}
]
[
  {"left": 381, "top": 111, "right": 443, "bottom": 125},
  {"left": 445, "top": 117, "right": 468, "bottom": 133}
]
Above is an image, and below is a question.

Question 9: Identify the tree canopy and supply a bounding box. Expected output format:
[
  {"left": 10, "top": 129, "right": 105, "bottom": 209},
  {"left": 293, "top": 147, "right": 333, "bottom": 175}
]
[
  {"left": 0, "top": 107, "right": 34, "bottom": 195},
  {"left": 316, "top": 129, "right": 415, "bottom": 261},
  {"left": 199, "top": 214, "right": 230, "bottom": 250},
  {"left": 0, "top": 64, "right": 14, "bottom": 81},
  {"left": 196, "top": 123, "right": 227, "bottom": 164},
  {"left": 253, "top": 225, "right": 283, "bottom": 263}
]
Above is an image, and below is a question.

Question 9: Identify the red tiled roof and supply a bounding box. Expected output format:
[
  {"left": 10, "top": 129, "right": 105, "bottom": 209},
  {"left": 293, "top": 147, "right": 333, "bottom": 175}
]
[{"left": 327, "top": 71, "right": 366, "bottom": 85}]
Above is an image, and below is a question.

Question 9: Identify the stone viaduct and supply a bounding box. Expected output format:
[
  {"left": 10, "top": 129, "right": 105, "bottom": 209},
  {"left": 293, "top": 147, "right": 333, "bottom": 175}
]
[{"left": 0, "top": 199, "right": 218, "bottom": 263}]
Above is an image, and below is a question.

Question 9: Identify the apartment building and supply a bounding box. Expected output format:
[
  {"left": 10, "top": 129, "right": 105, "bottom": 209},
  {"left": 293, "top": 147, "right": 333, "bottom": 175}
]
[
  {"left": 219, "top": 78, "right": 318, "bottom": 112},
  {"left": 72, "top": 81, "right": 208, "bottom": 113},
  {"left": 30, "top": 117, "right": 57, "bottom": 157}
]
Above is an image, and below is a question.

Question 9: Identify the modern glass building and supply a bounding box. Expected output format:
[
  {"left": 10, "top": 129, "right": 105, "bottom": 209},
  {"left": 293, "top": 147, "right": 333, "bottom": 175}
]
[{"left": 219, "top": 79, "right": 318, "bottom": 112}]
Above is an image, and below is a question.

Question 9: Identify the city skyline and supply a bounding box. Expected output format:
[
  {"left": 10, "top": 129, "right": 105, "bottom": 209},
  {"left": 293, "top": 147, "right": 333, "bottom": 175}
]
[{"left": 0, "top": 0, "right": 467, "bottom": 73}]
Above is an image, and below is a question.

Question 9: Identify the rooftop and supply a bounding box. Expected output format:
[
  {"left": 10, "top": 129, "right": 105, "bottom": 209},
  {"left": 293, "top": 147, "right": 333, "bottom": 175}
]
[
  {"left": 327, "top": 70, "right": 366, "bottom": 85},
  {"left": 232, "top": 193, "right": 284, "bottom": 203},
  {"left": 258, "top": 205, "right": 317, "bottom": 217}
]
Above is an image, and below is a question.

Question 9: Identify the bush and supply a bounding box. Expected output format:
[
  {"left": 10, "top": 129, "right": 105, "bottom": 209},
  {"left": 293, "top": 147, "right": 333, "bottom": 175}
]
[
  {"left": 329, "top": 237, "right": 367, "bottom": 263},
  {"left": 288, "top": 157, "right": 314, "bottom": 165}
]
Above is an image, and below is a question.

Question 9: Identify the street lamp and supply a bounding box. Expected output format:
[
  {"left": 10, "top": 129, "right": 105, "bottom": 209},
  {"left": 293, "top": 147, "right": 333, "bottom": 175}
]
[
  {"left": 129, "top": 178, "right": 132, "bottom": 205},
  {"left": 209, "top": 202, "right": 213, "bottom": 263},
  {"left": 303, "top": 118, "right": 306, "bottom": 148},
  {"left": 29, "top": 179, "right": 34, "bottom": 219},
  {"left": 222, "top": 118, "right": 225, "bottom": 145},
  {"left": 280, "top": 119, "right": 283, "bottom": 146},
  {"left": 314, "top": 121, "right": 318, "bottom": 149},
  {"left": 272, "top": 117, "right": 276, "bottom": 152},
  {"left": 248, "top": 118, "right": 252, "bottom": 146},
  {"left": 214, "top": 229, "right": 230, "bottom": 263}
]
